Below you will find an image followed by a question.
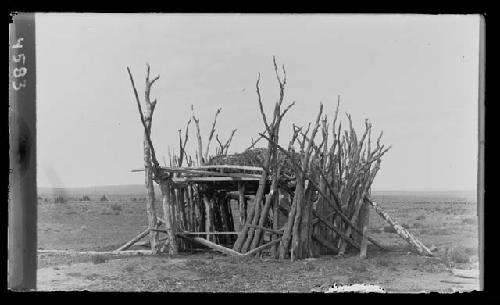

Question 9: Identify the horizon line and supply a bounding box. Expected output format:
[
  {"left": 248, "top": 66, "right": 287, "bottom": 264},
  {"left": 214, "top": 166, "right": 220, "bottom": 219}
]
[{"left": 37, "top": 183, "right": 477, "bottom": 193}]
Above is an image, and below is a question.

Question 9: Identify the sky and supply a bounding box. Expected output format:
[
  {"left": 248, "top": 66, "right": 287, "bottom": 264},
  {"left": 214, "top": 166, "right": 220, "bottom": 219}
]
[{"left": 35, "top": 14, "right": 480, "bottom": 191}]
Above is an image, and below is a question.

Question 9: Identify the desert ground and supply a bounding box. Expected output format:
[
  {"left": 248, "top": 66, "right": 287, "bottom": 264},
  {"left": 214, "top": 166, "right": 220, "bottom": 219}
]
[{"left": 36, "top": 187, "right": 479, "bottom": 292}]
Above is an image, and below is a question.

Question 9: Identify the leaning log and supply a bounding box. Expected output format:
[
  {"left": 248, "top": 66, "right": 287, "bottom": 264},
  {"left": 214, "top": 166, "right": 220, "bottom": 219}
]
[
  {"left": 115, "top": 228, "right": 150, "bottom": 252},
  {"left": 243, "top": 238, "right": 282, "bottom": 257},
  {"left": 366, "top": 198, "right": 433, "bottom": 256},
  {"left": 177, "top": 234, "right": 243, "bottom": 257},
  {"left": 313, "top": 210, "right": 360, "bottom": 250}
]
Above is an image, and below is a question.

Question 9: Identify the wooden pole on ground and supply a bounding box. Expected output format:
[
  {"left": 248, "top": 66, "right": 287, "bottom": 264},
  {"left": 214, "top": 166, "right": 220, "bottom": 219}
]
[
  {"left": 177, "top": 234, "right": 243, "bottom": 257},
  {"left": 366, "top": 198, "right": 433, "bottom": 256},
  {"left": 115, "top": 228, "right": 151, "bottom": 252}
]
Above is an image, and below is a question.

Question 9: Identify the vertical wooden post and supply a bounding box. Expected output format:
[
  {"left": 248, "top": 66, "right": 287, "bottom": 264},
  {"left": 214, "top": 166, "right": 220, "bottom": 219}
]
[
  {"left": 160, "top": 182, "right": 178, "bottom": 254},
  {"left": 358, "top": 201, "right": 370, "bottom": 259},
  {"left": 203, "top": 194, "right": 212, "bottom": 241},
  {"left": 271, "top": 189, "right": 280, "bottom": 258},
  {"left": 8, "top": 13, "right": 37, "bottom": 291},
  {"left": 237, "top": 182, "right": 247, "bottom": 230}
]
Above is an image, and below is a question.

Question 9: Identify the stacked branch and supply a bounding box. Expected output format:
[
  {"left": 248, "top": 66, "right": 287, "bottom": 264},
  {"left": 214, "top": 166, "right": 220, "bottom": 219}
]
[
  {"left": 125, "top": 58, "right": 432, "bottom": 260},
  {"left": 259, "top": 99, "right": 391, "bottom": 259},
  {"left": 233, "top": 56, "right": 295, "bottom": 257}
]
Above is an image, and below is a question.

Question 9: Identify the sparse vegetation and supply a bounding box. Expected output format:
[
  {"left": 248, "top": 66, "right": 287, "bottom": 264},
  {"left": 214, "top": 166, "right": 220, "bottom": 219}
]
[
  {"left": 100, "top": 195, "right": 109, "bottom": 202},
  {"left": 54, "top": 195, "right": 66, "bottom": 204},
  {"left": 416, "top": 215, "right": 426, "bottom": 220},
  {"left": 82, "top": 195, "right": 91, "bottom": 201},
  {"left": 36, "top": 191, "right": 478, "bottom": 292}
]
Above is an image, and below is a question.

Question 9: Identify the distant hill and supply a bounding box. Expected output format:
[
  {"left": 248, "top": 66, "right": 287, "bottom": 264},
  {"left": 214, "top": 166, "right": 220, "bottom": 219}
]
[{"left": 371, "top": 189, "right": 477, "bottom": 203}]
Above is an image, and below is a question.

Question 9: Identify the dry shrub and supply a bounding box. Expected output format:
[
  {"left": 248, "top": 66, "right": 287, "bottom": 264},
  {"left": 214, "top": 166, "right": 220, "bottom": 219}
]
[
  {"left": 304, "top": 261, "right": 316, "bottom": 271},
  {"left": 91, "top": 255, "right": 107, "bottom": 264},
  {"left": 461, "top": 217, "right": 476, "bottom": 225},
  {"left": 54, "top": 195, "right": 66, "bottom": 204},
  {"left": 82, "top": 195, "right": 91, "bottom": 201},
  {"left": 110, "top": 203, "right": 122, "bottom": 212},
  {"left": 447, "top": 247, "right": 470, "bottom": 264},
  {"left": 464, "top": 247, "right": 477, "bottom": 256},
  {"left": 416, "top": 215, "right": 426, "bottom": 220},
  {"left": 383, "top": 226, "right": 397, "bottom": 234},
  {"left": 100, "top": 195, "right": 109, "bottom": 202}
]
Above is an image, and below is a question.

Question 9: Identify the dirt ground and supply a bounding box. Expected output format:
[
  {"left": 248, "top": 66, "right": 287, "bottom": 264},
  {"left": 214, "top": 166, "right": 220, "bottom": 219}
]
[{"left": 36, "top": 191, "right": 479, "bottom": 292}]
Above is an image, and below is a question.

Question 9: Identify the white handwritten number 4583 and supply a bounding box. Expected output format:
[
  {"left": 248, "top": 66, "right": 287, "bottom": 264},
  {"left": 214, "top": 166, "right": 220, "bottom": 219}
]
[{"left": 12, "top": 38, "right": 27, "bottom": 91}]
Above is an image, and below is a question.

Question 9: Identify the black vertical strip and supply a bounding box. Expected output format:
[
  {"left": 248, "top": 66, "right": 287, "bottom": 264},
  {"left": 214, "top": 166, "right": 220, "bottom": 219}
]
[{"left": 8, "top": 13, "right": 37, "bottom": 291}]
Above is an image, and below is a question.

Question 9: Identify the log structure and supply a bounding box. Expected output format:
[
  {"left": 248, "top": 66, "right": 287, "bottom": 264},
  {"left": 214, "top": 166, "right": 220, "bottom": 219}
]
[{"left": 117, "top": 59, "right": 433, "bottom": 261}]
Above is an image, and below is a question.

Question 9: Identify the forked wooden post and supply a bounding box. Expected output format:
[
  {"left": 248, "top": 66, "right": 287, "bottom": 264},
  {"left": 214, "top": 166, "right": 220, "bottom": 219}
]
[{"left": 127, "top": 64, "right": 161, "bottom": 254}]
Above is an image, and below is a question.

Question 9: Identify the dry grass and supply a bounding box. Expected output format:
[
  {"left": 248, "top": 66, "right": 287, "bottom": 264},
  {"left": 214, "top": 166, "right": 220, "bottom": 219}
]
[
  {"left": 374, "top": 257, "right": 391, "bottom": 267},
  {"left": 37, "top": 191, "right": 479, "bottom": 292}
]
